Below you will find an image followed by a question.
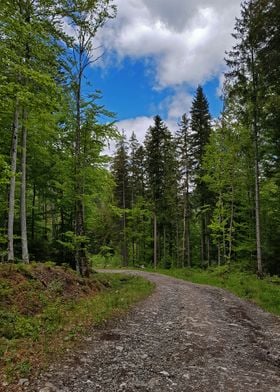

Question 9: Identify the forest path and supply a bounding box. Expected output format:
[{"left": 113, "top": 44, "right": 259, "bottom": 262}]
[{"left": 29, "top": 270, "right": 280, "bottom": 392}]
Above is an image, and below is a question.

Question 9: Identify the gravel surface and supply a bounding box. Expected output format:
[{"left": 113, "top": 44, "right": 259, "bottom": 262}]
[{"left": 25, "top": 270, "right": 280, "bottom": 391}]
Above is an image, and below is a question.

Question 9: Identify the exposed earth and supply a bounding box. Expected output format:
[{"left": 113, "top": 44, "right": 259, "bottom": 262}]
[{"left": 24, "top": 270, "right": 280, "bottom": 391}]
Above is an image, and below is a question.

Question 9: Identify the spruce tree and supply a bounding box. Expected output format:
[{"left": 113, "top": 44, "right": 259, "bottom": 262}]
[
  {"left": 145, "top": 115, "right": 178, "bottom": 267},
  {"left": 112, "top": 135, "right": 130, "bottom": 266},
  {"left": 176, "top": 114, "right": 193, "bottom": 267},
  {"left": 144, "top": 116, "right": 166, "bottom": 267},
  {"left": 225, "top": 0, "right": 264, "bottom": 274},
  {"left": 190, "top": 86, "right": 213, "bottom": 266}
]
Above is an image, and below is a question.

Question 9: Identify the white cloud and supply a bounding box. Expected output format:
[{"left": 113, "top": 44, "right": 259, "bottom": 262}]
[
  {"left": 116, "top": 116, "right": 153, "bottom": 143},
  {"left": 115, "top": 115, "right": 180, "bottom": 145},
  {"left": 160, "top": 90, "right": 193, "bottom": 120},
  {"left": 97, "top": 0, "right": 241, "bottom": 88}
]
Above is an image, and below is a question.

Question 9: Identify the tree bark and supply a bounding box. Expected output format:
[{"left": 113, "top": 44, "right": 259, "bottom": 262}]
[
  {"left": 31, "top": 183, "right": 36, "bottom": 241},
  {"left": 251, "top": 49, "right": 262, "bottom": 275},
  {"left": 121, "top": 173, "right": 128, "bottom": 266},
  {"left": 182, "top": 200, "right": 186, "bottom": 268},
  {"left": 153, "top": 212, "right": 157, "bottom": 269},
  {"left": 20, "top": 108, "right": 29, "bottom": 263},
  {"left": 200, "top": 217, "right": 205, "bottom": 267},
  {"left": 7, "top": 99, "right": 20, "bottom": 262}
]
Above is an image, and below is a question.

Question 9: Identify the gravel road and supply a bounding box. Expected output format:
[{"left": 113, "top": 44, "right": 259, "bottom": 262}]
[{"left": 27, "top": 270, "right": 280, "bottom": 392}]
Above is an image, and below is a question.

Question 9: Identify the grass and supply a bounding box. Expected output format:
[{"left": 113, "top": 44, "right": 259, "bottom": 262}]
[
  {"left": 91, "top": 256, "right": 280, "bottom": 316},
  {"left": 0, "top": 263, "right": 154, "bottom": 386},
  {"left": 146, "top": 265, "right": 280, "bottom": 316}
]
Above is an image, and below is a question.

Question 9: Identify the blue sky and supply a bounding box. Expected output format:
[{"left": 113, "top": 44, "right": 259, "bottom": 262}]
[
  {"left": 85, "top": 0, "right": 242, "bottom": 142},
  {"left": 91, "top": 58, "right": 222, "bottom": 120}
]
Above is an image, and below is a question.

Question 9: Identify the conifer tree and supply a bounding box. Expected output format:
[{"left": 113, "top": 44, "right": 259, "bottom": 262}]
[
  {"left": 190, "top": 86, "right": 213, "bottom": 266},
  {"left": 145, "top": 115, "right": 178, "bottom": 267},
  {"left": 144, "top": 116, "right": 166, "bottom": 267},
  {"left": 225, "top": 0, "right": 264, "bottom": 274},
  {"left": 112, "top": 134, "right": 130, "bottom": 266},
  {"left": 176, "top": 114, "right": 193, "bottom": 267}
]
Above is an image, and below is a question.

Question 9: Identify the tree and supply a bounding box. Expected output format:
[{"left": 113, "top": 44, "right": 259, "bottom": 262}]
[
  {"left": 145, "top": 115, "right": 178, "bottom": 267},
  {"left": 176, "top": 114, "right": 193, "bottom": 267},
  {"left": 203, "top": 115, "right": 254, "bottom": 265},
  {"left": 190, "top": 86, "right": 213, "bottom": 266},
  {"left": 62, "top": 0, "right": 116, "bottom": 275},
  {"left": 225, "top": 0, "right": 266, "bottom": 274},
  {"left": 112, "top": 134, "right": 130, "bottom": 266},
  {"left": 1, "top": 0, "right": 63, "bottom": 262}
]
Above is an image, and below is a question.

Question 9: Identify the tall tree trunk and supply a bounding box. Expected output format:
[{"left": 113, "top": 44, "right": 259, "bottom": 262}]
[
  {"left": 228, "top": 186, "right": 234, "bottom": 262},
  {"left": 217, "top": 242, "right": 221, "bottom": 266},
  {"left": 153, "top": 212, "right": 157, "bottom": 269},
  {"left": 74, "top": 42, "right": 90, "bottom": 277},
  {"left": 20, "top": 109, "right": 29, "bottom": 263},
  {"left": 254, "top": 135, "right": 262, "bottom": 274},
  {"left": 182, "top": 199, "right": 186, "bottom": 268},
  {"left": 7, "top": 100, "right": 20, "bottom": 262},
  {"left": 186, "top": 174, "right": 191, "bottom": 268},
  {"left": 251, "top": 49, "right": 262, "bottom": 275},
  {"left": 122, "top": 174, "right": 128, "bottom": 266},
  {"left": 200, "top": 217, "right": 205, "bottom": 267},
  {"left": 31, "top": 183, "right": 36, "bottom": 241},
  {"left": 163, "top": 225, "right": 166, "bottom": 266},
  {"left": 205, "top": 215, "right": 210, "bottom": 267},
  {"left": 186, "top": 217, "right": 191, "bottom": 268}
]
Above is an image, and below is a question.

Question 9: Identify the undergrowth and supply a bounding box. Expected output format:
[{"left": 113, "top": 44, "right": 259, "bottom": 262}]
[{"left": 0, "top": 263, "right": 154, "bottom": 385}]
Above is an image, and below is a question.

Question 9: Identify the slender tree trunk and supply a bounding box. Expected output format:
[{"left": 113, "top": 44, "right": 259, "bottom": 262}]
[
  {"left": 228, "top": 186, "right": 234, "bottom": 262},
  {"left": 163, "top": 225, "right": 166, "bottom": 266},
  {"left": 182, "top": 199, "right": 186, "bottom": 268},
  {"left": 44, "top": 195, "right": 47, "bottom": 239},
  {"left": 31, "top": 183, "right": 36, "bottom": 241},
  {"left": 186, "top": 175, "right": 191, "bottom": 268},
  {"left": 251, "top": 49, "right": 262, "bottom": 275},
  {"left": 186, "top": 219, "right": 191, "bottom": 268},
  {"left": 60, "top": 194, "right": 65, "bottom": 234},
  {"left": 254, "top": 139, "right": 262, "bottom": 274},
  {"left": 7, "top": 100, "right": 20, "bottom": 262},
  {"left": 153, "top": 212, "right": 157, "bottom": 269},
  {"left": 20, "top": 109, "right": 29, "bottom": 263},
  {"left": 217, "top": 242, "right": 221, "bottom": 266},
  {"left": 74, "top": 42, "right": 90, "bottom": 277},
  {"left": 122, "top": 174, "right": 128, "bottom": 266},
  {"left": 176, "top": 222, "right": 179, "bottom": 267},
  {"left": 200, "top": 217, "right": 205, "bottom": 267},
  {"left": 205, "top": 215, "right": 210, "bottom": 267}
]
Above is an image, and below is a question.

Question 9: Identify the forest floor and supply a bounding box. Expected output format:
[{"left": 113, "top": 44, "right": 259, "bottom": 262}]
[
  {"left": 24, "top": 270, "right": 280, "bottom": 392},
  {"left": 0, "top": 265, "right": 153, "bottom": 391}
]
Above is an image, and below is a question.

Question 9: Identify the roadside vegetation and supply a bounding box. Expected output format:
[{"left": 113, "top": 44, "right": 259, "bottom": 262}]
[
  {"left": 0, "top": 263, "right": 154, "bottom": 385},
  {"left": 91, "top": 255, "right": 280, "bottom": 317}
]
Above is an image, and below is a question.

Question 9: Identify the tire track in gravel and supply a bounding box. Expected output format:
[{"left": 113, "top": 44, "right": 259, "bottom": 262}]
[{"left": 26, "top": 270, "right": 280, "bottom": 392}]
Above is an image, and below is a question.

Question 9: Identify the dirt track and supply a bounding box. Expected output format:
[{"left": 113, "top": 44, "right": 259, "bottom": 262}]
[{"left": 28, "top": 270, "right": 280, "bottom": 391}]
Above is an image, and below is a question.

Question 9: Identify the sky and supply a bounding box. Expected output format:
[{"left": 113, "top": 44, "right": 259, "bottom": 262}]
[{"left": 88, "top": 0, "right": 242, "bottom": 143}]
